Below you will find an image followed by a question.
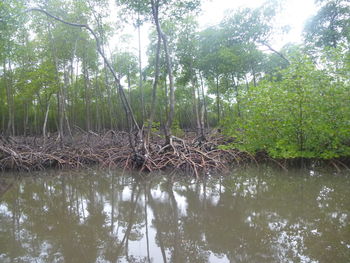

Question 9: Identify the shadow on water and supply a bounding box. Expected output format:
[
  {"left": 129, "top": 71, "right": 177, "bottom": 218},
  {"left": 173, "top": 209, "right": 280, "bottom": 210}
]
[{"left": 0, "top": 166, "right": 349, "bottom": 262}]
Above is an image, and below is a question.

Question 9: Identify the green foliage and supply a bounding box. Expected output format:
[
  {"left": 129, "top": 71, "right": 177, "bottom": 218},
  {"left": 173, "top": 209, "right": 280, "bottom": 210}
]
[
  {"left": 115, "top": 0, "right": 201, "bottom": 23},
  {"left": 171, "top": 119, "right": 185, "bottom": 137},
  {"left": 112, "top": 51, "right": 138, "bottom": 79},
  {"left": 304, "top": 0, "right": 350, "bottom": 49},
  {"left": 151, "top": 121, "right": 161, "bottom": 133},
  {"left": 223, "top": 47, "right": 350, "bottom": 159},
  {"left": 1, "top": 0, "right": 350, "bottom": 158}
]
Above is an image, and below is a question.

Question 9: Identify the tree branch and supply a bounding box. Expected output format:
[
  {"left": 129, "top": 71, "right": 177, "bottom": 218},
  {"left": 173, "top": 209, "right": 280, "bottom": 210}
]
[{"left": 260, "top": 41, "right": 290, "bottom": 65}]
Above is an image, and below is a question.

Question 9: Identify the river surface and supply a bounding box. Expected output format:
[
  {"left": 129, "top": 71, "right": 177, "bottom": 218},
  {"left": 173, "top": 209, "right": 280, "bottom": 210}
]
[{"left": 0, "top": 166, "right": 349, "bottom": 263}]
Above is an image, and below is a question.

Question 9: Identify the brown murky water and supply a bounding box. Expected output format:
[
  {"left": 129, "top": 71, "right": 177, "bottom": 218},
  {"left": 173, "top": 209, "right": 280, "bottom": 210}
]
[{"left": 0, "top": 167, "right": 349, "bottom": 263}]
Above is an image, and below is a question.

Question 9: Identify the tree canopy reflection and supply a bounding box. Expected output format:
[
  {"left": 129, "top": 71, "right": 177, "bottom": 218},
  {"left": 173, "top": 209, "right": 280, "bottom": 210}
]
[{"left": 0, "top": 168, "right": 349, "bottom": 262}]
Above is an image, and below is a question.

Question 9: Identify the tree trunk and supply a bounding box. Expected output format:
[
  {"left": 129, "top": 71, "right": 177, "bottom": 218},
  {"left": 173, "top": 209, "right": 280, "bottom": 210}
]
[
  {"left": 252, "top": 67, "right": 257, "bottom": 87},
  {"left": 164, "top": 75, "right": 169, "bottom": 121},
  {"left": 196, "top": 83, "right": 205, "bottom": 139},
  {"left": 191, "top": 77, "right": 201, "bottom": 136},
  {"left": 24, "top": 102, "right": 29, "bottom": 136},
  {"left": 43, "top": 100, "right": 51, "bottom": 144},
  {"left": 96, "top": 72, "right": 105, "bottom": 132},
  {"left": 127, "top": 72, "right": 132, "bottom": 107},
  {"left": 199, "top": 72, "right": 209, "bottom": 129},
  {"left": 83, "top": 57, "right": 92, "bottom": 131},
  {"left": 63, "top": 64, "right": 73, "bottom": 138},
  {"left": 146, "top": 27, "right": 162, "bottom": 146},
  {"left": 47, "top": 21, "right": 64, "bottom": 141},
  {"left": 161, "top": 33, "right": 175, "bottom": 145},
  {"left": 151, "top": 0, "right": 175, "bottom": 145},
  {"left": 105, "top": 67, "right": 114, "bottom": 129},
  {"left": 137, "top": 14, "right": 145, "bottom": 123},
  {"left": 216, "top": 75, "right": 220, "bottom": 125},
  {"left": 4, "top": 60, "right": 15, "bottom": 136},
  {"left": 232, "top": 74, "right": 241, "bottom": 118}
]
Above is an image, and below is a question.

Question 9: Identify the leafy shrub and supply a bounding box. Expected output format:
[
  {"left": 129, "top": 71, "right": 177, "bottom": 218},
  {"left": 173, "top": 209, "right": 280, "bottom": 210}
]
[{"left": 223, "top": 48, "right": 350, "bottom": 159}]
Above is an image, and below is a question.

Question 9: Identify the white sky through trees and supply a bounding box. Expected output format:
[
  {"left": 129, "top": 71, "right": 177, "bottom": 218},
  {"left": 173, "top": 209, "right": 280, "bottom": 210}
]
[
  {"left": 200, "top": 0, "right": 317, "bottom": 48},
  {"left": 108, "top": 0, "right": 318, "bottom": 65}
]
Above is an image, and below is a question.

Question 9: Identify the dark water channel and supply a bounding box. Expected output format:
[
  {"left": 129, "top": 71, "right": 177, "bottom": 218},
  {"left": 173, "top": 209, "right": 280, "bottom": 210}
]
[{"left": 0, "top": 167, "right": 349, "bottom": 263}]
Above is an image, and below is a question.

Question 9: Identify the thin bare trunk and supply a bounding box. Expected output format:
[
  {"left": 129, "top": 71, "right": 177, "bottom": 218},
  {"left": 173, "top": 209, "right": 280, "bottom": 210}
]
[
  {"left": 43, "top": 100, "right": 51, "bottom": 144},
  {"left": 105, "top": 68, "right": 114, "bottom": 129},
  {"left": 47, "top": 22, "right": 64, "bottom": 140},
  {"left": 164, "top": 75, "right": 169, "bottom": 119},
  {"left": 252, "top": 67, "right": 257, "bottom": 87},
  {"left": 216, "top": 75, "right": 220, "bottom": 125},
  {"left": 1, "top": 105, "right": 4, "bottom": 132},
  {"left": 151, "top": 0, "right": 175, "bottom": 145},
  {"left": 83, "top": 58, "right": 91, "bottom": 131},
  {"left": 69, "top": 41, "right": 76, "bottom": 128},
  {"left": 199, "top": 72, "right": 209, "bottom": 129},
  {"left": 137, "top": 14, "right": 145, "bottom": 123},
  {"left": 146, "top": 32, "right": 161, "bottom": 146},
  {"left": 4, "top": 60, "right": 15, "bottom": 136},
  {"left": 24, "top": 102, "right": 29, "bottom": 136},
  {"left": 161, "top": 33, "right": 175, "bottom": 144},
  {"left": 63, "top": 64, "right": 73, "bottom": 138},
  {"left": 127, "top": 72, "right": 132, "bottom": 106},
  {"left": 8, "top": 62, "right": 15, "bottom": 136},
  {"left": 191, "top": 78, "right": 201, "bottom": 136},
  {"left": 72, "top": 57, "right": 80, "bottom": 126},
  {"left": 34, "top": 106, "right": 37, "bottom": 135},
  {"left": 196, "top": 83, "right": 205, "bottom": 139},
  {"left": 232, "top": 74, "right": 241, "bottom": 118},
  {"left": 245, "top": 74, "right": 249, "bottom": 90},
  {"left": 95, "top": 72, "right": 104, "bottom": 132}
]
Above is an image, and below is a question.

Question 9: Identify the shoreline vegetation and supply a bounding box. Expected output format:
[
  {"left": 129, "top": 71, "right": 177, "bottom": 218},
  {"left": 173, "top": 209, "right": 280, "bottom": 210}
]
[
  {"left": 1, "top": 1, "right": 349, "bottom": 176},
  {"left": 1, "top": 130, "right": 349, "bottom": 175}
]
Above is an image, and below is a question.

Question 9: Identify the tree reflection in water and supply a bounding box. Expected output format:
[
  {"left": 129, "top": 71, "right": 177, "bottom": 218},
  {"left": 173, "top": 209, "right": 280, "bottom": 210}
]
[{"left": 0, "top": 167, "right": 349, "bottom": 262}]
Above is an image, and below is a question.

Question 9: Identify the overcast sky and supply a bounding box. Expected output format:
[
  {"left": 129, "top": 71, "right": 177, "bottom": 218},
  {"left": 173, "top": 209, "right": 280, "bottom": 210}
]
[{"left": 108, "top": 0, "right": 318, "bottom": 61}]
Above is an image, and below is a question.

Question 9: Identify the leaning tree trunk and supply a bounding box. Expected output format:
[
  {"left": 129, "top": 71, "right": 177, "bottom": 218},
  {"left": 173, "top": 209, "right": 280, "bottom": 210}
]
[
  {"left": 91, "top": 10, "right": 111, "bottom": 131},
  {"left": 26, "top": 8, "right": 142, "bottom": 156},
  {"left": 151, "top": 0, "right": 175, "bottom": 146},
  {"left": 146, "top": 4, "right": 162, "bottom": 148}
]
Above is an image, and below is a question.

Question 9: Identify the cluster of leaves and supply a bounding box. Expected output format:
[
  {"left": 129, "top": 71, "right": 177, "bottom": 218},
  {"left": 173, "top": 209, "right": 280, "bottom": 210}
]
[{"left": 223, "top": 47, "right": 350, "bottom": 159}]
